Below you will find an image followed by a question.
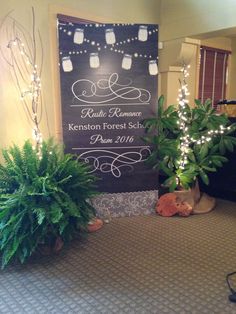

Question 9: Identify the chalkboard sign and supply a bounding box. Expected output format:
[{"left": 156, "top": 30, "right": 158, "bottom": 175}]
[{"left": 58, "top": 16, "right": 159, "bottom": 193}]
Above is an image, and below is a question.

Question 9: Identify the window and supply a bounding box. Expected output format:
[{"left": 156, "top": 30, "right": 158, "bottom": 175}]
[{"left": 198, "top": 46, "right": 230, "bottom": 107}]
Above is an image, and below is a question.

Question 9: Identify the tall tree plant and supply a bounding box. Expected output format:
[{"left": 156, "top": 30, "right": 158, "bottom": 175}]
[{"left": 143, "top": 65, "right": 236, "bottom": 191}]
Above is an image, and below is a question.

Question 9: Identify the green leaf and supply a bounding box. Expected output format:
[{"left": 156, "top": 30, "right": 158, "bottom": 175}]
[
  {"left": 200, "top": 117, "right": 208, "bottom": 128},
  {"left": 194, "top": 99, "right": 202, "bottom": 107},
  {"left": 199, "top": 143, "right": 209, "bottom": 159},
  {"left": 204, "top": 99, "right": 212, "bottom": 111},
  {"left": 219, "top": 139, "right": 226, "bottom": 154},
  {"left": 202, "top": 166, "right": 217, "bottom": 172},
  {"left": 188, "top": 152, "right": 196, "bottom": 163},
  {"left": 163, "top": 105, "right": 176, "bottom": 116},
  {"left": 0, "top": 138, "right": 98, "bottom": 268},
  {"left": 33, "top": 208, "right": 46, "bottom": 225},
  {"left": 212, "top": 155, "right": 228, "bottom": 162},
  {"left": 199, "top": 170, "right": 209, "bottom": 185},
  {"left": 157, "top": 95, "right": 165, "bottom": 116},
  {"left": 1, "top": 235, "right": 25, "bottom": 268},
  {"left": 0, "top": 207, "right": 11, "bottom": 220},
  {"left": 225, "top": 135, "right": 236, "bottom": 145},
  {"left": 159, "top": 162, "right": 174, "bottom": 176},
  {"left": 210, "top": 144, "right": 219, "bottom": 154},
  {"left": 163, "top": 176, "right": 177, "bottom": 192},
  {"left": 224, "top": 138, "right": 234, "bottom": 152}
]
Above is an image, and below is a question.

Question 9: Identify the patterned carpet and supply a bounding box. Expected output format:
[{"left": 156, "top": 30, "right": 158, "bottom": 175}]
[{"left": 1, "top": 199, "right": 236, "bottom": 313}]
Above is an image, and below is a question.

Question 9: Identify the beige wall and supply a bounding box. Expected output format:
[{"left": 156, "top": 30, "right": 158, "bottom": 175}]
[
  {"left": 201, "top": 37, "right": 232, "bottom": 51},
  {"left": 159, "top": 0, "right": 236, "bottom": 107},
  {"left": 160, "top": 0, "right": 236, "bottom": 41},
  {"left": 0, "top": 0, "right": 160, "bottom": 148},
  {"left": 159, "top": 38, "right": 200, "bottom": 106}
]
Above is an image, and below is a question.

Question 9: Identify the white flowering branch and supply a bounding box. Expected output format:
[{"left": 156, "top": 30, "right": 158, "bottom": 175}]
[
  {"left": 176, "top": 63, "right": 231, "bottom": 171},
  {"left": 0, "top": 7, "right": 44, "bottom": 151}
]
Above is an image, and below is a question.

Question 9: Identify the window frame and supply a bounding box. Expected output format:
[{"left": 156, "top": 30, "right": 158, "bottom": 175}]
[{"left": 198, "top": 45, "right": 231, "bottom": 107}]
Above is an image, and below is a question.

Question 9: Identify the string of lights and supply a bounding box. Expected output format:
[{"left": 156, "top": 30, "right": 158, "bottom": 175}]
[
  {"left": 2, "top": 8, "right": 43, "bottom": 151},
  {"left": 176, "top": 64, "right": 191, "bottom": 170},
  {"left": 8, "top": 37, "right": 43, "bottom": 150},
  {"left": 177, "top": 64, "right": 231, "bottom": 170}
]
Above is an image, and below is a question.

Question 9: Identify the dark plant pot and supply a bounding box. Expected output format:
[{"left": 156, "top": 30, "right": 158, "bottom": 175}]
[{"left": 38, "top": 236, "right": 64, "bottom": 256}]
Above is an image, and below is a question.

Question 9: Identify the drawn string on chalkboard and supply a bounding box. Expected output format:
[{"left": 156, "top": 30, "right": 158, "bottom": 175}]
[
  {"left": 61, "top": 54, "right": 158, "bottom": 75},
  {"left": 59, "top": 28, "right": 158, "bottom": 54},
  {"left": 78, "top": 147, "right": 151, "bottom": 178},
  {"left": 58, "top": 22, "right": 136, "bottom": 29},
  {"left": 71, "top": 72, "right": 151, "bottom": 104},
  {"left": 59, "top": 23, "right": 158, "bottom": 74},
  {"left": 58, "top": 23, "right": 158, "bottom": 39},
  {"left": 60, "top": 42, "right": 158, "bottom": 60},
  {"left": 59, "top": 27, "right": 158, "bottom": 59}
]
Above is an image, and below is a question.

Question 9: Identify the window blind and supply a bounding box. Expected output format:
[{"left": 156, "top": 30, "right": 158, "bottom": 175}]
[{"left": 198, "top": 46, "right": 230, "bottom": 107}]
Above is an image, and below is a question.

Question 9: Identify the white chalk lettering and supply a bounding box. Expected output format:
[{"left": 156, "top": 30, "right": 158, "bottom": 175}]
[
  {"left": 108, "top": 107, "right": 142, "bottom": 118},
  {"left": 128, "top": 121, "right": 145, "bottom": 129},
  {"left": 90, "top": 134, "right": 113, "bottom": 144},
  {"left": 81, "top": 108, "right": 107, "bottom": 118},
  {"left": 68, "top": 123, "right": 101, "bottom": 131},
  {"left": 103, "top": 122, "right": 127, "bottom": 130}
]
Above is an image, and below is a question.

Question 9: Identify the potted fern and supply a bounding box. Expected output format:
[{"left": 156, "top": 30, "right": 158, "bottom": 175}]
[{"left": 0, "top": 138, "right": 98, "bottom": 268}]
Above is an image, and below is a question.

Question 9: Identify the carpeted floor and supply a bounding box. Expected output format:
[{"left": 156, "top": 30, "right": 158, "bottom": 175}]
[{"left": 1, "top": 198, "right": 236, "bottom": 313}]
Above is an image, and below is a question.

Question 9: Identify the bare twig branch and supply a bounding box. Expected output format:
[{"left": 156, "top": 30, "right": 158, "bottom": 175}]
[{"left": 0, "top": 7, "right": 45, "bottom": 149}]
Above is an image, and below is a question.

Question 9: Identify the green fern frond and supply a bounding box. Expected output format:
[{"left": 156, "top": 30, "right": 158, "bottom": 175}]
[{"left": 0, "top": 138, "right": 98, "bottom": 268}]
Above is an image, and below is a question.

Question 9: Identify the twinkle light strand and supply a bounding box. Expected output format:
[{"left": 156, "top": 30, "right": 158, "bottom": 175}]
[
  {"left": 177, "top": 64, "right": 191, "bottom": 170},
  {"left": 7, "top": 35, "right": 43, "bottom": 148},
  {"left": 0, "top": 8, "right": 45, "bottom": 150},
  {"left": 176, "top": 64, "right": 231, "bottom": 171}
]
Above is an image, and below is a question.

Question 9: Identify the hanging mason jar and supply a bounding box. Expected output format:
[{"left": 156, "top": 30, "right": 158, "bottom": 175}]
[
  {"left": 138, "top": 25, "right": 148, "bottom": 42},
  {"left": 73, "top": 28, "right": 84, "bottom": 44},
  {"left": 105, "top": 28, "right": 116, "bottom": 45},
  {"left": 62, "top": 56, "right": 73, "bottom": 72},
  {"left": 149, "top": 60, "right": 158, "bottom": 75},
  {"left": 89, "top": 53, "right": 100, "bottom": 68},
  {"left": 122, "top": 54, "right": 132, "bottom": 70}
]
